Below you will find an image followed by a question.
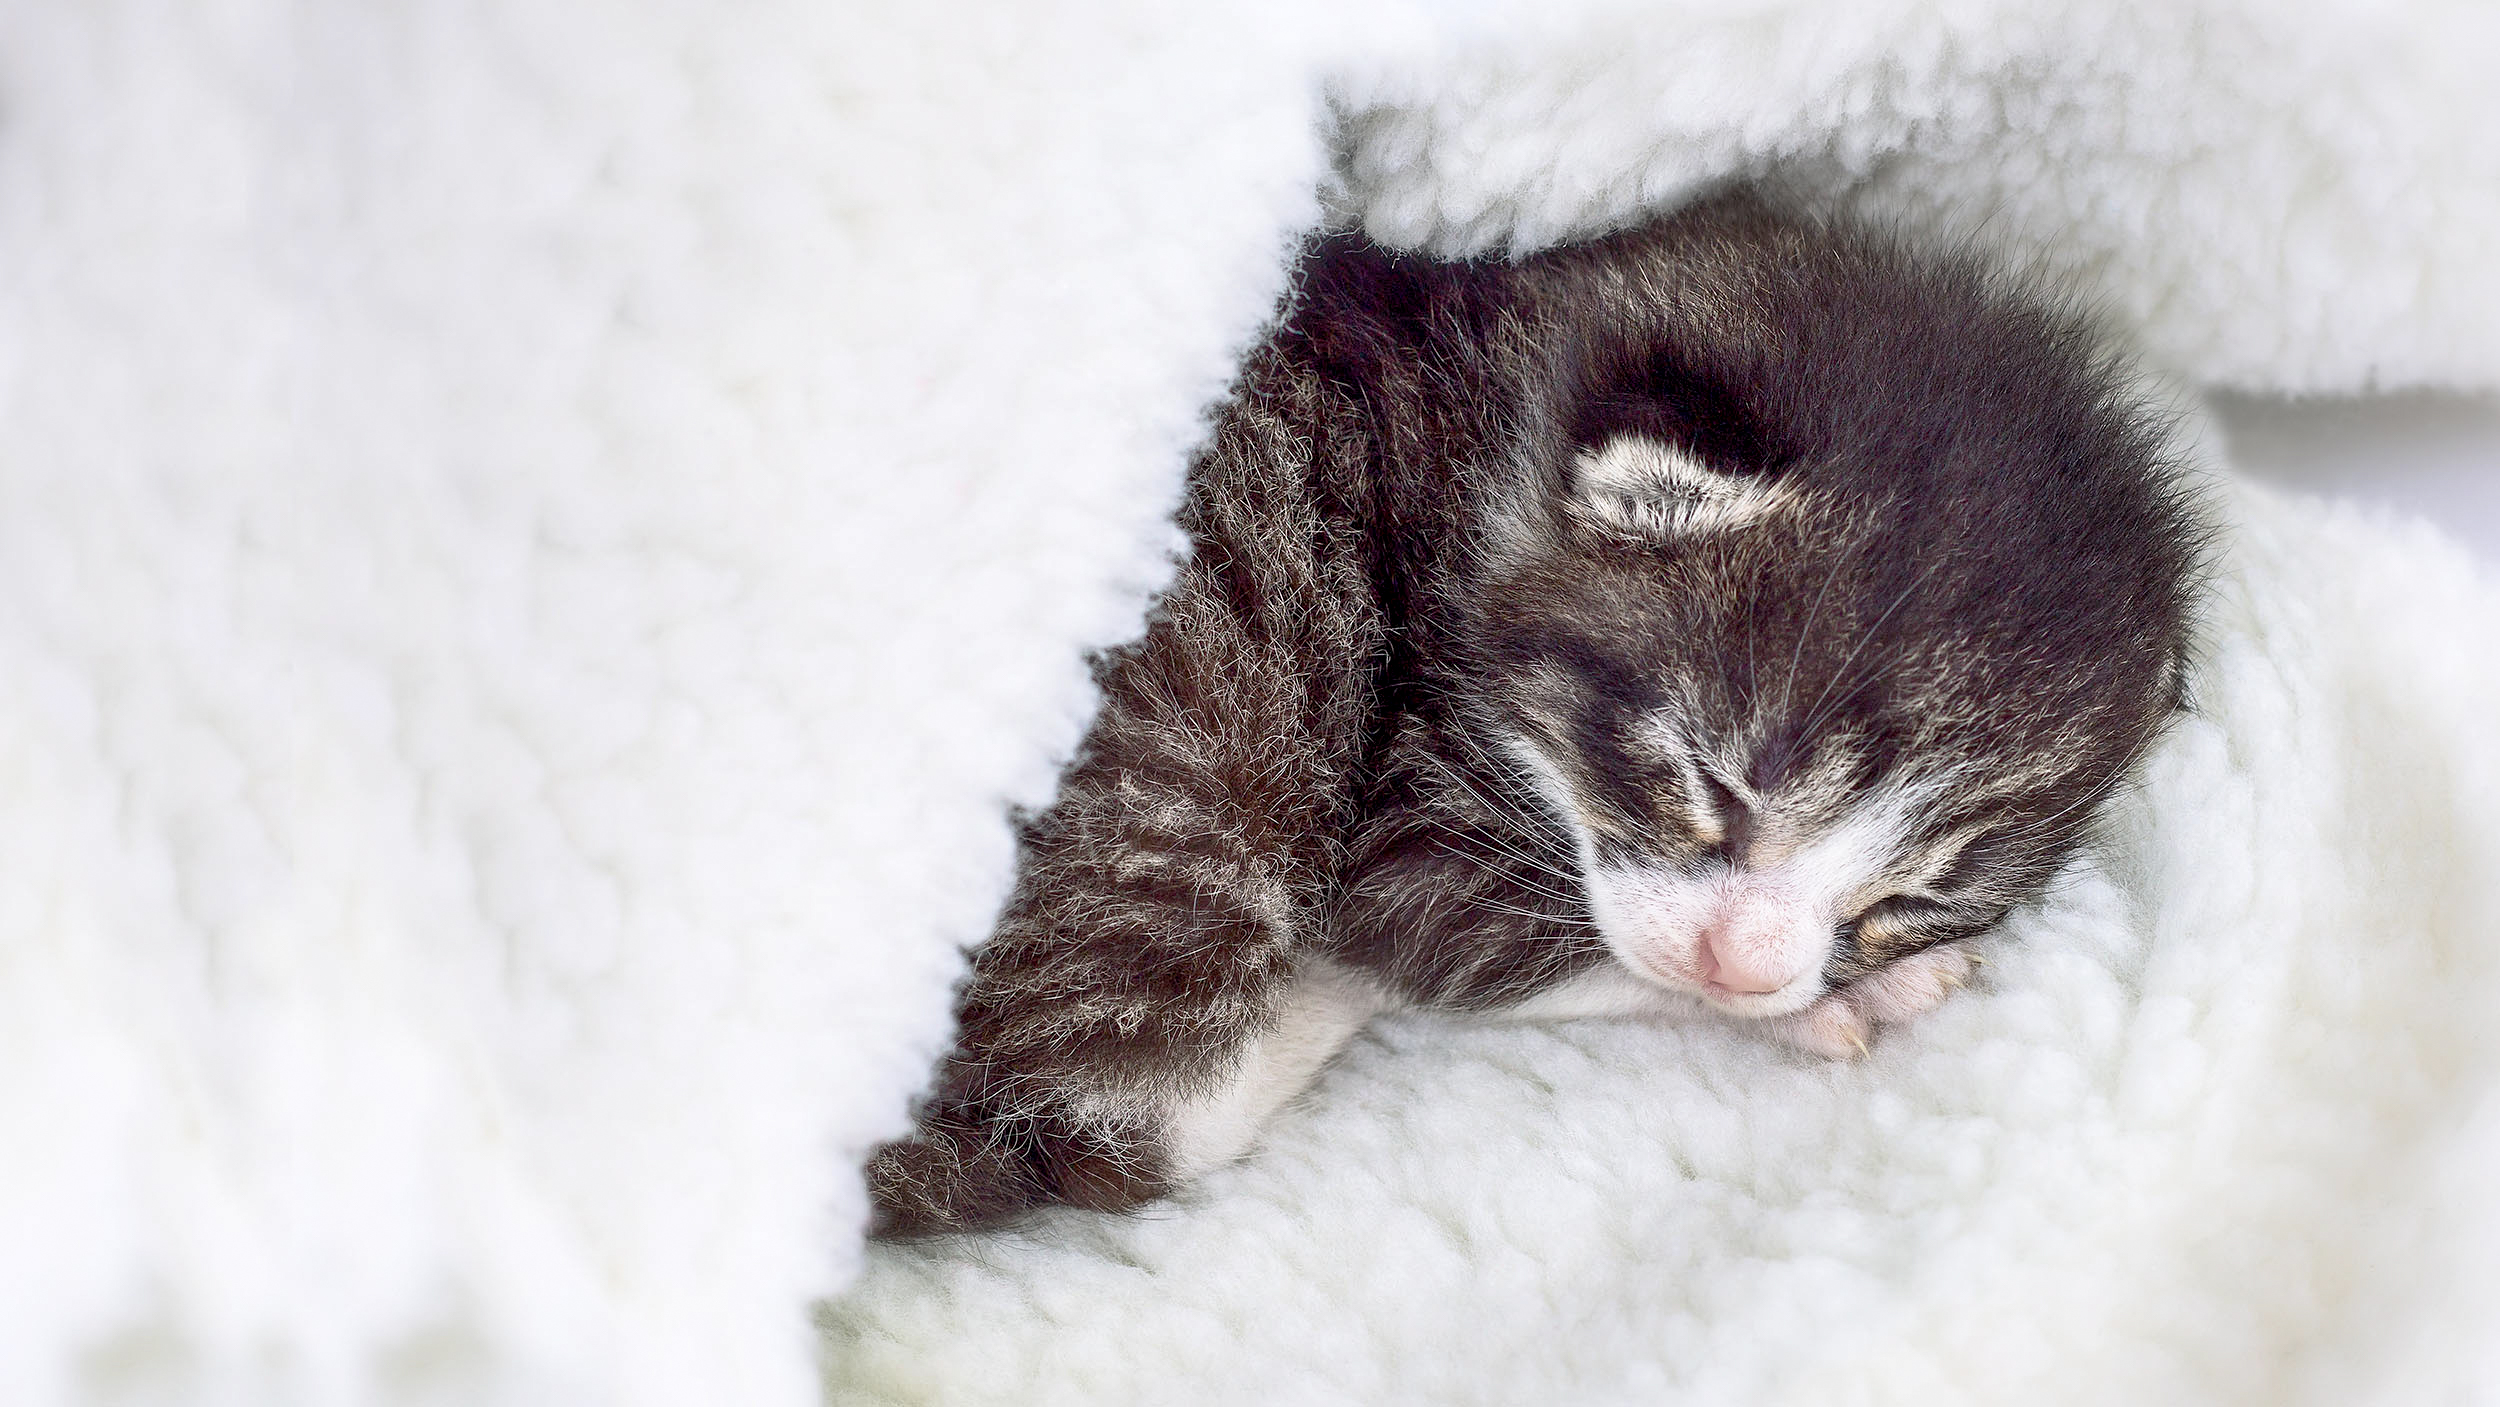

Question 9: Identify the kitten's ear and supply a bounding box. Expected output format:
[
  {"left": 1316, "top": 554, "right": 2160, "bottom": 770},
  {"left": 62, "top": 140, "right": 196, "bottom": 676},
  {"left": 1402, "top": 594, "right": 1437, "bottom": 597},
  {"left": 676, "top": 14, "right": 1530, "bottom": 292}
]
[{"left": 1569, "top": 434, "right": 1775, "bottom": 539}]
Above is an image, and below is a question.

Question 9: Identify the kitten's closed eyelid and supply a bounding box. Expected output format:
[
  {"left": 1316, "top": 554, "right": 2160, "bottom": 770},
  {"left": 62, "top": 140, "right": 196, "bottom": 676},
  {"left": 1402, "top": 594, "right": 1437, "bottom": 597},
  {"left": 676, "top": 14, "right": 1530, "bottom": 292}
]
[{"left": 1848, "top": 892, "right": 1951, "bottom": 940}]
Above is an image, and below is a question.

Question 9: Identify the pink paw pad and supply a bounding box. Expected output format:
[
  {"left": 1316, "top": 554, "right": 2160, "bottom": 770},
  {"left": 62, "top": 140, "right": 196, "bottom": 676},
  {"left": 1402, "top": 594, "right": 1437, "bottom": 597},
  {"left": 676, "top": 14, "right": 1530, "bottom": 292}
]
[
  {"left": 1770, "top": 994, "right": 1871, "bottom": 1060},
  {"left": 1772, "top": 943, "right": 1978, "bottom": 1060},
  {"left": 1849, "top": 943, "right": 1978, "bottom": 1024}
]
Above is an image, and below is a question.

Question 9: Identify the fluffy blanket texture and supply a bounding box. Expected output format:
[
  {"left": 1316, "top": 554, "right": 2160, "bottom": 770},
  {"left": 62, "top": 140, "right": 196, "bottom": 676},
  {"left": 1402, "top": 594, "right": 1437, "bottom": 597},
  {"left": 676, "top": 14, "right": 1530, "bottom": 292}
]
[{"left": 3, "top": 1, "right": 2495, "bottom": 1404}]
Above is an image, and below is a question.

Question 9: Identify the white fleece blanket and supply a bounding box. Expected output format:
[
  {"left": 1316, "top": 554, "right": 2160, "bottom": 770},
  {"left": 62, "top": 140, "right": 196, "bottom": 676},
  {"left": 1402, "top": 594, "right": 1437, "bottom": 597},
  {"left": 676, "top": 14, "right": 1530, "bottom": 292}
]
[
  {"left": 5, "top": 2, "right": 2496, "bottom": 1405},
  {"left": 825, "top": 477, "right": 2500, "bottom": 1405}
]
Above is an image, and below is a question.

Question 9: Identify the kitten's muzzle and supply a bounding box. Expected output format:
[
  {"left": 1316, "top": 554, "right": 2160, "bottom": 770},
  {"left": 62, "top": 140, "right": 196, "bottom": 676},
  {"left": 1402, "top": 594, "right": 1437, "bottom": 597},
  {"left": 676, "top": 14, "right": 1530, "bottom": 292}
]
[
  {"left": 1693, "top": 911, "right": 1798, "bottom": 995},
  {"left": 1588, "top": 868, "right": 1831, "bottom": 1015}
]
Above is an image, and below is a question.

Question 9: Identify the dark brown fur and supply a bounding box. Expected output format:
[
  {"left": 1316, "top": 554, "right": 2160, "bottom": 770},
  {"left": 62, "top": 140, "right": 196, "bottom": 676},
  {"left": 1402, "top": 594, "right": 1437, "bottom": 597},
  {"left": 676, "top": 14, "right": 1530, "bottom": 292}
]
[{"left": 865, "top": 195, "right": 2203, "bottom": 1237}]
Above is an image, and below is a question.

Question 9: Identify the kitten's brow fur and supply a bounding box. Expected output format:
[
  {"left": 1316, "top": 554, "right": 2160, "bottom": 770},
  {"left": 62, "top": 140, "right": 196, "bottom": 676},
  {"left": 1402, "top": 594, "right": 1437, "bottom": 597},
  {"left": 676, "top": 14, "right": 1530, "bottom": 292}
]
[{"left": 866, "top": 193, "right": 2205, "bottom": 1238}]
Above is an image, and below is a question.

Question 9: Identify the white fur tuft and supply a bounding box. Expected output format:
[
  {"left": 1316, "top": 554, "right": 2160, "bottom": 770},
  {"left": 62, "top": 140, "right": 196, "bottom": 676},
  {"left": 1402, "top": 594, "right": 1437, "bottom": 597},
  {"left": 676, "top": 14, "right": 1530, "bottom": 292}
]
[{"left": 1162, "top": 961, "right": 1385, "bottom": 1179}]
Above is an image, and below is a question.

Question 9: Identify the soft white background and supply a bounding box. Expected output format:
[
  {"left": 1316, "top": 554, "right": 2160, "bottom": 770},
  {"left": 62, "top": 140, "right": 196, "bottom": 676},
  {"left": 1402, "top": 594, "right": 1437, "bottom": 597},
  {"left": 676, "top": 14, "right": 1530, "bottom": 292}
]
[
  {"left": 2220, "top": 395, "right": 2500, "bottom": 562},
  {"left": 2, "top": 2, "right": 2495, "bottom": 1404}
]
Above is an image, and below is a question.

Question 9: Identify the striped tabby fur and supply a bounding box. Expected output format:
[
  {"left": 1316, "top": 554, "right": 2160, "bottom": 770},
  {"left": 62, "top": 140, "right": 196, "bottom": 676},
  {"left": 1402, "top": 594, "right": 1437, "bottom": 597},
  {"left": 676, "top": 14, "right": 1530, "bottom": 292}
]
[{"left": 866, "top": 194, "right": 2204, "bottom": 1237}]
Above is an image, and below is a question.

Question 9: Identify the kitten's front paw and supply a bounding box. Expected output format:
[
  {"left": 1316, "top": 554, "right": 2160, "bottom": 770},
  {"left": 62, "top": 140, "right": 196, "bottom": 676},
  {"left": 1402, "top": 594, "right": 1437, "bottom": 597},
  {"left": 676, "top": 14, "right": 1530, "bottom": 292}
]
[
  {"left": 1769, "top": 993, "right": 1873, "bottom": 1060},
  {"left": 1768, "top": 943, "right": 1979, "bottom": 1060},
  {"left": 866, "top": 1108, "right": 1170, "bottom": 1239}
]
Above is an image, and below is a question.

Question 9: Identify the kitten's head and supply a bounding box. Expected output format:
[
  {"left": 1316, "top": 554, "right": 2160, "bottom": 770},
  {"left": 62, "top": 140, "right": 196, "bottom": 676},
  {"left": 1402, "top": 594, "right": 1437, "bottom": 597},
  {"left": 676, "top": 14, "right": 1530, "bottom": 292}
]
[{"left": 1469, "top": 211, "right": 2202, "bottom": 1018}]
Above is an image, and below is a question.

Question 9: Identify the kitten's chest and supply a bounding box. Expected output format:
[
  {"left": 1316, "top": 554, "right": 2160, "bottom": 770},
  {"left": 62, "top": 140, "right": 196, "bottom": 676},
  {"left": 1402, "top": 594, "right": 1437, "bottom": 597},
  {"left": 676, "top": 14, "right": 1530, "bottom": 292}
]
[{"left": 1323, "top": 709, "right": 1611, "bottom": 1011}]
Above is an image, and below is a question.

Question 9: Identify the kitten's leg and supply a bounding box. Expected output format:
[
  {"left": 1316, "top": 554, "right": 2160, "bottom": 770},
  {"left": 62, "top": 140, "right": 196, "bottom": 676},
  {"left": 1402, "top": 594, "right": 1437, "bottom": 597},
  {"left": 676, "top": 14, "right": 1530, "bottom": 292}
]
[
  {"left": 870, "top": 959, "right": 1378, "bottom": 1238},
  {"left": 868, "top": 787, "right": 1365, "bottom": 1240},
  {"left": 1160, "top": 957, "right": 1383, "bottom": 1180},
  {"left": 866, "top": 361, "right": 1382, "bottom": 1239},
  {"left": 1767, "top": 942, "right": 1981, "bottom": 1059},
  {"left": 865, "top": 678, "right": 1358, "bottom": 1236}
]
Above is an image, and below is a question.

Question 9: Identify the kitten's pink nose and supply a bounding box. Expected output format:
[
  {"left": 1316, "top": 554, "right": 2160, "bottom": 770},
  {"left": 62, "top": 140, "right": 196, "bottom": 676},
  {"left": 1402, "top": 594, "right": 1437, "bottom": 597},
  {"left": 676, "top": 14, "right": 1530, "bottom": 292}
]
[{"left": 1697, "top": 920, "right": 1790, "bottom": 994}]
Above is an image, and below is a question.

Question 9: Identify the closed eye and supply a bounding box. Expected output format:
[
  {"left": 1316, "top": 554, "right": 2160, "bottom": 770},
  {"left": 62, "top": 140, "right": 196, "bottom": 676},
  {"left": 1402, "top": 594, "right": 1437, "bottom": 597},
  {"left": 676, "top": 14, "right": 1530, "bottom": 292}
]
[
  {"left": 1862, "top": 894, "right": 1949, "bottom": 923},
  {"left": 1843, "top": 893, "right": 1955, "bottom": 950}
]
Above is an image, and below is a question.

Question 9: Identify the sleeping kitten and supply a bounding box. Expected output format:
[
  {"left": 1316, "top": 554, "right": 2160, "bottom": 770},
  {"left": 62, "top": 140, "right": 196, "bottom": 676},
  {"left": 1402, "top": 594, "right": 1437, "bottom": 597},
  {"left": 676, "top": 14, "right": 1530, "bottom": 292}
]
[{"left": 866, "top": 193, "right": 2203, "bottom": 1238}]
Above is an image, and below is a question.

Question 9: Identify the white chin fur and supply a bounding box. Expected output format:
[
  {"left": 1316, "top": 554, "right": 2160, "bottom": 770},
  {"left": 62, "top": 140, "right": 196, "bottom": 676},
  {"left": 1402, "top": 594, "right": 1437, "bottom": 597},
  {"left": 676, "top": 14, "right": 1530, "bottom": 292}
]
[{"left": 1611, "top": 946, "right": 1829, "bottom": 1019}]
